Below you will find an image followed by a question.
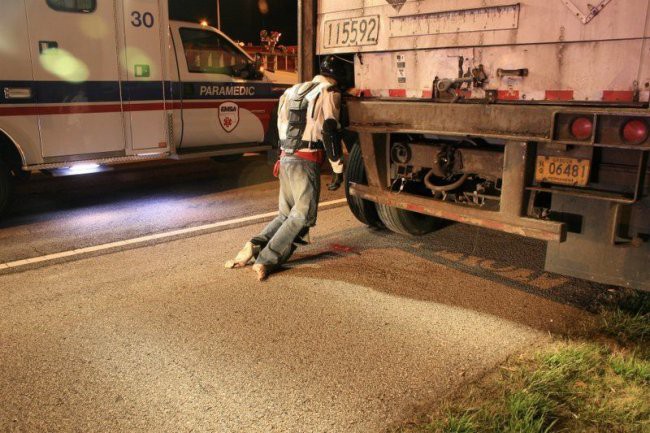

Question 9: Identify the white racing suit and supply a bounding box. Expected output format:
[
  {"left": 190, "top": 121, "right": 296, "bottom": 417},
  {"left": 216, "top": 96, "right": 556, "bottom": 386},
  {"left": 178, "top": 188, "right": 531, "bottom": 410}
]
[{"left": 251, "top": 75, "right": 343, "bottom": 269}]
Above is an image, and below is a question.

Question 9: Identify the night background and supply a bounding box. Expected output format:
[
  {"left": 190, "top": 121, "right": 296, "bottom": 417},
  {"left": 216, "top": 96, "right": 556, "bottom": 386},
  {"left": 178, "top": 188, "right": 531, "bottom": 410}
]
[{"left": 168, "top": 0, "right": 298, "bottom": 46}]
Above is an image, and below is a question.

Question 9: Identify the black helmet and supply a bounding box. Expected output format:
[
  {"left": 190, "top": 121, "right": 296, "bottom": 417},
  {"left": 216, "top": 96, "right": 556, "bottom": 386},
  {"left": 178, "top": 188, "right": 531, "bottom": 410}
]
[{"left": 319, "top": 55, "right": 347, "bottom": 83}]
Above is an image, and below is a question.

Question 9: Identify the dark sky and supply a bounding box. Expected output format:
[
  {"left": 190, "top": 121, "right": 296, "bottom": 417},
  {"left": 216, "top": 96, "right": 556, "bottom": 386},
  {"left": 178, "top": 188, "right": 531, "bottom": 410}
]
[{"left": 168, "top": 0, "right": 298, "bottom": 46}]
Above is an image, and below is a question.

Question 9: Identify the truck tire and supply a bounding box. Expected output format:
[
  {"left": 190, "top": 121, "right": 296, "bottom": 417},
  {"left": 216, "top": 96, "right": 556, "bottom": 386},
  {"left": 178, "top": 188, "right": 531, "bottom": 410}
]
[
  {"left": 376, "top": 203, "right": 439, "bottom": 236},
  {"left": 0, "top": 161, "right": 11, "bottom": 217},
  {"left": 345, "top": 143, "right": 383, "bottom": 228}
]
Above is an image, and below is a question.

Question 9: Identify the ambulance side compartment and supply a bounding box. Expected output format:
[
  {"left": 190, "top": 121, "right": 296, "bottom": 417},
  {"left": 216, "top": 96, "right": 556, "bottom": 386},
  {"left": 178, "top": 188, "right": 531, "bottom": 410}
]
[
  {"left": 25, "top": 0, "right": 128, "bottom": 159},
  {"left": 117, "top": 0, "right": 172, "bottom": 155},
  {"left": 0, "top": 0, "right": 40, "bottom": 173},
  {"left": 1, "top": 0, "right": 173, "bottom": 171}
]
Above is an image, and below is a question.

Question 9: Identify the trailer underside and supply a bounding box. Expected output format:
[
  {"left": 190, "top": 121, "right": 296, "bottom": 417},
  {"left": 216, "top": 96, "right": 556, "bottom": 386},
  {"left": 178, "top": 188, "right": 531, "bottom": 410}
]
[{"left": 346, "top": 98, "right": 650, "bottom": 290}]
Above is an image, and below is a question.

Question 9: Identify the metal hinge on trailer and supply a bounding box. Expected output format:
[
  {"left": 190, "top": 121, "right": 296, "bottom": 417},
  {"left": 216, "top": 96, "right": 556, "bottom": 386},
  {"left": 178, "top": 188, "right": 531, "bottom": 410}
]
[{"left": 561, "top": 0, "right": 613, "bottom": 24}]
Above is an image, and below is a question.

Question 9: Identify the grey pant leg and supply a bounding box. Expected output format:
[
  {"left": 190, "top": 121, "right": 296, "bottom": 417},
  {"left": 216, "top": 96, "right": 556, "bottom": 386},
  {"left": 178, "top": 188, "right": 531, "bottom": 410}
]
[
  {"left": 255, "top": 157, "right": 320, "bottom": 268},
  {"left": 250, "top": 173, "right": 294, "bottom": 247}
]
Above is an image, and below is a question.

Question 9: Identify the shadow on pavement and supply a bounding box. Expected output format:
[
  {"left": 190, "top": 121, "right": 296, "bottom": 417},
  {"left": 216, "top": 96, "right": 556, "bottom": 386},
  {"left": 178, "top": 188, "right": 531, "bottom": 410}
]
[{"left": 286, "top": 223, "right": 618, "bottom": 336}]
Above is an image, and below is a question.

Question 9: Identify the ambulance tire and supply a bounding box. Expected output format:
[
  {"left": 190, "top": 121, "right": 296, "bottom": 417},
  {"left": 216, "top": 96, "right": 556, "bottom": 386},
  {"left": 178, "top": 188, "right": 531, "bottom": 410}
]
[
  {"left": 0, "top": 161, "right": 11, "bottom": 217},
  {"left": 344, "top": 143, "right": 383, "bottom": 228}
]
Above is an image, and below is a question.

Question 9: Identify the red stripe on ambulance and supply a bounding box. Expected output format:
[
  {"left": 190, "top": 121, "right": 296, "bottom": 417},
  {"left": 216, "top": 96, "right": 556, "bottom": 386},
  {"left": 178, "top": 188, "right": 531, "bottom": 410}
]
[{"left": 0, "top": 100, "right": 275, "bottom": 116}]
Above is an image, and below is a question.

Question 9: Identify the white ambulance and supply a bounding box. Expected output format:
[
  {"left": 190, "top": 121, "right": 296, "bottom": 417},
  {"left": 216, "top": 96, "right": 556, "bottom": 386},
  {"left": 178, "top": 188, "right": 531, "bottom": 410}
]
[{"left": 0, "top": 0, "right": 291, "bottom": 215}]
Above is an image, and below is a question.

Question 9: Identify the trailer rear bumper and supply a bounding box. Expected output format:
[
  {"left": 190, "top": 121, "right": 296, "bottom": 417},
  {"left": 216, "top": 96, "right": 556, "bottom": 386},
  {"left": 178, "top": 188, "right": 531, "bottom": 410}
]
[{"left": 349, "top": 183, "right": 565, "bottom": 242}]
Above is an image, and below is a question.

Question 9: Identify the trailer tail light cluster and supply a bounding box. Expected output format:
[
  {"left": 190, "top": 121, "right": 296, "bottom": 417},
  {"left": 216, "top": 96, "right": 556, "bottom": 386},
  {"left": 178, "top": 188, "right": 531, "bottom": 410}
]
[
  {"left": 570, "top": 117, "right": 593, "bottom": 140},
  {"left": 553, "top": 113, "right": 650, "bottom": 147},
  {"left": 553, "top": 113, "right": 595, "bottom": 143},
  {"left": 622, "top": 119, "right": 649, "bottom": 145}
]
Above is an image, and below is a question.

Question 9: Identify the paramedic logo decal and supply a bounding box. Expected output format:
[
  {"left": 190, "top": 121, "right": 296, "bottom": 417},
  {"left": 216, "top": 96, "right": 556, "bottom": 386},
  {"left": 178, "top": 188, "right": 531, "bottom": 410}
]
[{"left": 219, "top": 102, "right": 239, "bottom": 133}]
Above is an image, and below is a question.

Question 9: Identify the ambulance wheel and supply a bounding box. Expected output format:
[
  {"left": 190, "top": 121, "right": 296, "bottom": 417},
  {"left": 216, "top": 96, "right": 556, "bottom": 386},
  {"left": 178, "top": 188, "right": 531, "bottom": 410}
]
[
  {"left": 0, "top": 161, "right": 12, "bottom": 217},
  {"left": 211, "top": 154, "right": 243, "bottom": 163},
  {"left": 345, "top": 143, "right": 383, "bottom": 228},
  {"left": 376, "top": 203, "right": 439, "bottom": 236}
]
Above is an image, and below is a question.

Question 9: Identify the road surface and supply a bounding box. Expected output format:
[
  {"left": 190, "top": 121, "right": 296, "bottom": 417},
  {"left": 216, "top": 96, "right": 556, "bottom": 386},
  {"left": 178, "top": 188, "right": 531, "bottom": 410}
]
[
  {"left": 0, "top": 158, "right": 603, "bottom": 432},
  {"left": 0, "top": 155, "right": 341, "bottom": 263}
]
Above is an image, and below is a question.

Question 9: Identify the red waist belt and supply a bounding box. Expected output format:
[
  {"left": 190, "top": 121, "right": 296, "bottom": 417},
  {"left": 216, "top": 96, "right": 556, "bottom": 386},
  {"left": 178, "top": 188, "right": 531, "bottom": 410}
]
[{"left": 281, "top": 150, "right": 325, "bottom": 164}]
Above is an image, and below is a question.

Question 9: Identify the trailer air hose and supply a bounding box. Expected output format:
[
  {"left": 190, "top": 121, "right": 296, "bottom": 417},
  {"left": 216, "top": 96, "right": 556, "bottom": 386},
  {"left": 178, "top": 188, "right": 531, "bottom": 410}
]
[{"left": 423, "top": 170, "right": 469, "bottom": 192}]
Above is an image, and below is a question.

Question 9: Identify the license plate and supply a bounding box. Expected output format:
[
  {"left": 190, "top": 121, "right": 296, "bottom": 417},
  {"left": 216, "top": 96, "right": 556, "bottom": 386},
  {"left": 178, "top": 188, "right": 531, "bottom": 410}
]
[
  {"left": 322, "top": 15, "right": 380, "bottom": 48},
  {"left": 535, "top": 156, "right": 591, "bottom": 186}
]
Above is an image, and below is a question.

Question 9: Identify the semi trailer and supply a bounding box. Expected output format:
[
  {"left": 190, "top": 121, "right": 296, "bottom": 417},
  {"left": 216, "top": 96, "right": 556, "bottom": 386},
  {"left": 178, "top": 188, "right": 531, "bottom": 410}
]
[{"left": 299, "top": 0, "right": 650, "bottom": 289}]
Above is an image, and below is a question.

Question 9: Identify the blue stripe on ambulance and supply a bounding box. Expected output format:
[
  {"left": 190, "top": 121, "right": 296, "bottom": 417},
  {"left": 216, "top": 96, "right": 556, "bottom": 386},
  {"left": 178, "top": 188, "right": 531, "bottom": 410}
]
[{"left": 0, "top": 81, "right": 289, "bottom": 105}]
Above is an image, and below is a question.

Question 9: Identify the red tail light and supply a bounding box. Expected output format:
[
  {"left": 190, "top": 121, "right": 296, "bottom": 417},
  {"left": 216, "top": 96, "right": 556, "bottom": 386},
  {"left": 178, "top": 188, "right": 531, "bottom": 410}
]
[
  {"left": 570, "top": 117, "right": 593, "bottom": 140},
  {"left": 622, "top": 119, "right": 649, "bottom": 145}
]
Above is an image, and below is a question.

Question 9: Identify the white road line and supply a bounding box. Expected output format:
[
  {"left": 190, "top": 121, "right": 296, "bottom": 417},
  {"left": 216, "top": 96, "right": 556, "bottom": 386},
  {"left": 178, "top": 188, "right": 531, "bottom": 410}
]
[{"left": 1, "top": 198, "right": 348, "bottom": 270}]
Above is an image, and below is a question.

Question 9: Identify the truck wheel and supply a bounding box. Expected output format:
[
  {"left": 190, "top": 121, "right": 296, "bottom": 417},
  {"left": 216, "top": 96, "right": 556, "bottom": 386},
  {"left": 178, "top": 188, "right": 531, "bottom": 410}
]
[
  {"left": 376, "top": 203, "right": 439, "bottom": 236},
  {"left": 345, "top": 143, "right": 383, "bottom": 228},
  {"left": 0, "top": 161, "right": 12, "bottom": 217}
]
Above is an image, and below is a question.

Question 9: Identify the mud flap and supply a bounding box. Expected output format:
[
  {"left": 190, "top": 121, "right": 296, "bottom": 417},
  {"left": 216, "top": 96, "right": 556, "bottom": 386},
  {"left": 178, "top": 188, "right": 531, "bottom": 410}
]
[{"left": 545, "top": 195, "right": 650, "bottom": 291}]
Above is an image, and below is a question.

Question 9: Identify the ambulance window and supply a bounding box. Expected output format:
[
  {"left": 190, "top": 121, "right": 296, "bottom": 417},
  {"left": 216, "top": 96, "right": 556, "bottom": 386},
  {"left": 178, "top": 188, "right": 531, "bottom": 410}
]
[
  {"left": 46, "top": 0, "right": 96, "bottom": 13},
  {"left": 179, "top": 28, "right": 250, "bottom": 75}
]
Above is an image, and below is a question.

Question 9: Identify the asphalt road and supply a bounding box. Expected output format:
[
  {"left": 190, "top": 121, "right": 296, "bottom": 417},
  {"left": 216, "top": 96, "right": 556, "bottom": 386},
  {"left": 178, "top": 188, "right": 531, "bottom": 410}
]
[
  {"left": 0, "top": 155, "right": 342, "bottom": 263},
  {"left": 0, "top": 157, "right": 607, "bottom": 432}
]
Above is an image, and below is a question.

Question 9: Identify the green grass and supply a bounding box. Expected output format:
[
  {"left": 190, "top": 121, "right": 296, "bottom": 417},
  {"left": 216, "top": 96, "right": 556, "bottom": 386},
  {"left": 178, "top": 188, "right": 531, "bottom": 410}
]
[
  {"left": 393, "top": 297, "right": 650, "bottom": 433},
  {"left": 502, "top": 391, "right": 556, "bottom": 433},
  {"left": 599, "top": 290, "right": 649, "bottom": 353},
  {"left": 610, "top": 354, "right": 650, "bottom": 384},
  {"left": 436, "top": 413, "right": 476, "bottom": 433}
]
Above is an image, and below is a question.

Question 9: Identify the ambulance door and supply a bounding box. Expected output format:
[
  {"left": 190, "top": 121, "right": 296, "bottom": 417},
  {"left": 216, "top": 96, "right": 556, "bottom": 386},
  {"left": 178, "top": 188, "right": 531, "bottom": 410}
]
[
  {"left": 118, "top": 0, "right": 169, "bottom": 153},
  {"left": 25, "top": 0, "right": 126, "bottom": 159},
  {"left": 173, "top": 25, "right": 265, "bottom": 149},
  {"left": 0, "top": 0, "right": 41, "bottom": 165}
]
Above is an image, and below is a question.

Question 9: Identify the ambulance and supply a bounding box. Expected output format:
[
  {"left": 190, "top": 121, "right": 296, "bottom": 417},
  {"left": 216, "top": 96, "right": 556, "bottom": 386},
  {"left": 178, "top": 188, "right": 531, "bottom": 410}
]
[
  {"left": 298, "top": 0, "right": 650, "bottom": 289},
  {"left": 0, "top": 0, "right": 290, "bottom": 215}
]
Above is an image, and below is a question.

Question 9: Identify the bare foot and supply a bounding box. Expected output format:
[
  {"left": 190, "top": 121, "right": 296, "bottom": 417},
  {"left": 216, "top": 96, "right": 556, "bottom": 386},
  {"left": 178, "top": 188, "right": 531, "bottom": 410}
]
[
  {"left": 224, "top": 242, "right": 255, "bottom": 269},
  {"left": 252, "top": 264, "right": 268, "bottom": 281},
  {"left": 224, "top": 259, "right": 251, "bottom": 269}
]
